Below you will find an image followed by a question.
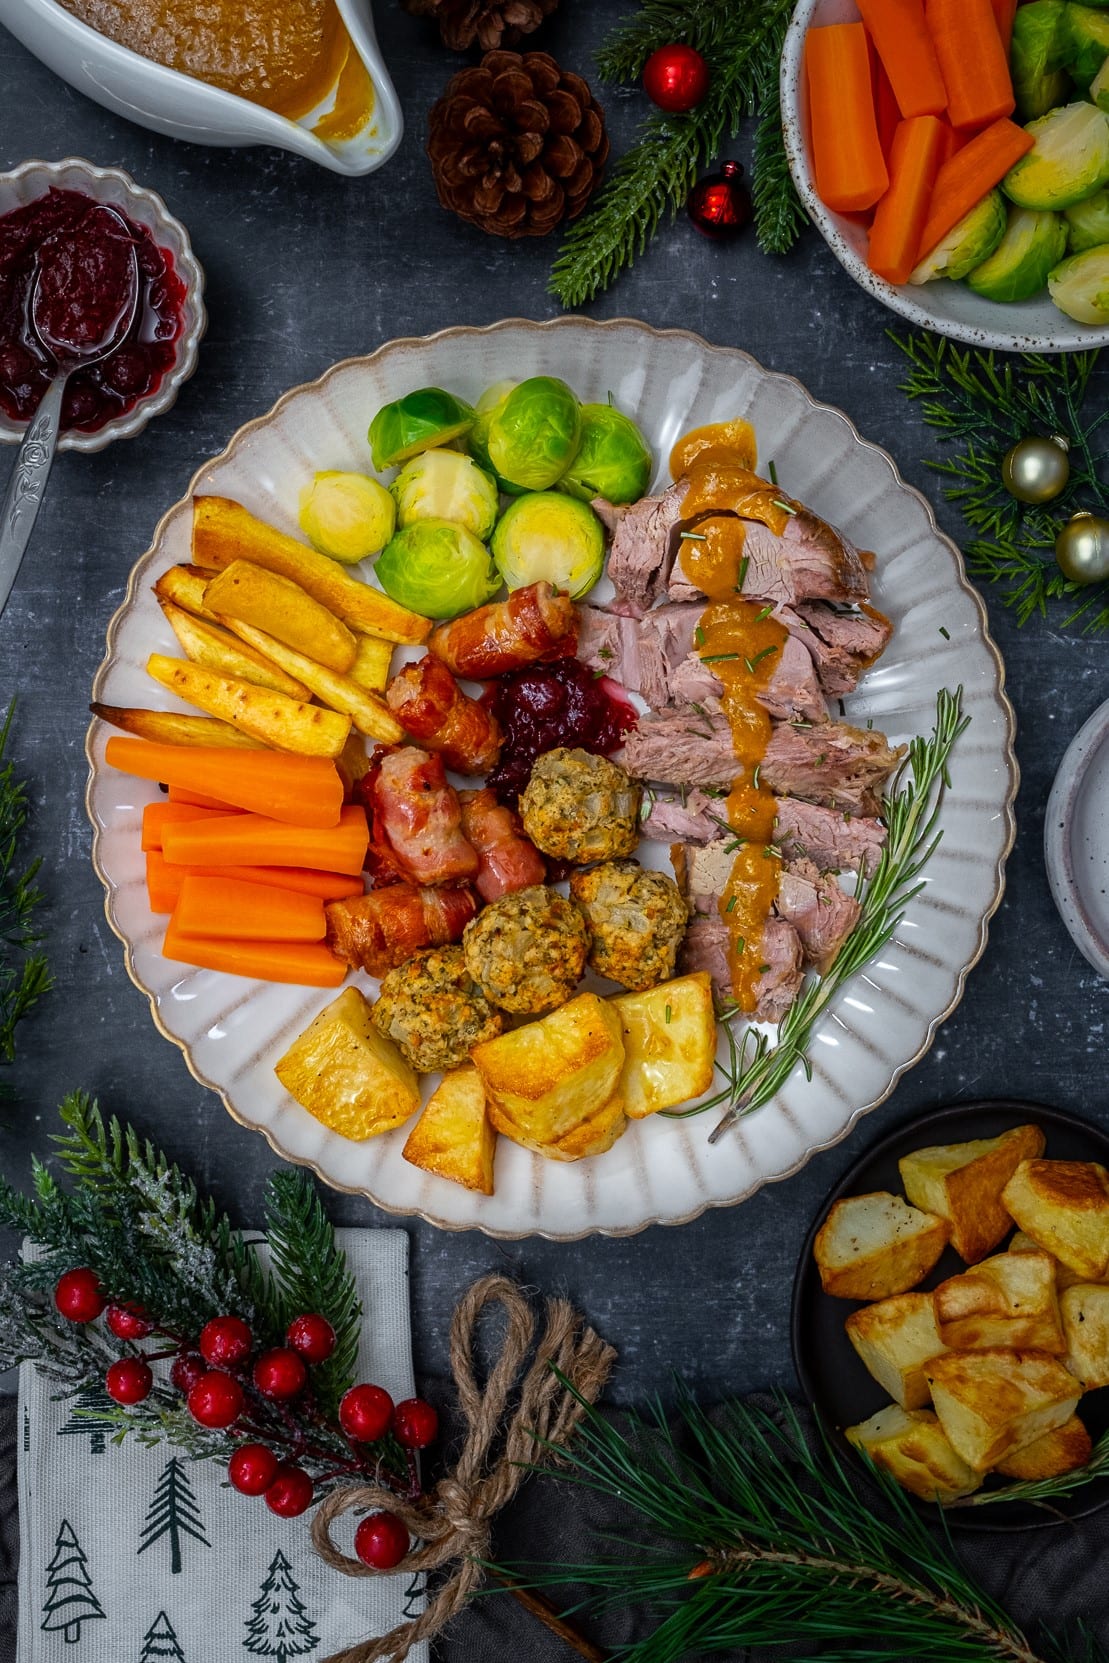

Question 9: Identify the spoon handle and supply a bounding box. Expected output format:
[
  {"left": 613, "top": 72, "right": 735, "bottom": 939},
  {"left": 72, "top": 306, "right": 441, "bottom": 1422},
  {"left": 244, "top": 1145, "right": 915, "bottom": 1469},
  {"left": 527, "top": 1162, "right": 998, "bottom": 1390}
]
[{"left": 0, "top": 374, "right": 67, "bottom": 622}]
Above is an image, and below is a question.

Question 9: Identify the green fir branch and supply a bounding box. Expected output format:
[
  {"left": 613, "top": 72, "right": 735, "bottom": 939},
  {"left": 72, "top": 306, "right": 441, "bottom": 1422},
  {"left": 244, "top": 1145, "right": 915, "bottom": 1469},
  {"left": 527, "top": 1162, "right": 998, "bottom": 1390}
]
[
  {"left": 0, "top": 702, "right": 51, "bottom": 1078},
  {"left": 264, "top": 1169, "right": 361, "bottom": 1417}
]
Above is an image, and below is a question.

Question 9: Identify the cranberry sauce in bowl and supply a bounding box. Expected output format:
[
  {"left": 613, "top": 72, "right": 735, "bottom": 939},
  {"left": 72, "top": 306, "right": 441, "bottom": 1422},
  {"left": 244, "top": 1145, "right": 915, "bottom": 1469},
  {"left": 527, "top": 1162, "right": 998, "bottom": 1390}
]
[
  {"left": 484, "top": 656, "right": 638, "bottom": 803},
  {"left": 0, "top": 187, "right": 187, "bottom": 433}
]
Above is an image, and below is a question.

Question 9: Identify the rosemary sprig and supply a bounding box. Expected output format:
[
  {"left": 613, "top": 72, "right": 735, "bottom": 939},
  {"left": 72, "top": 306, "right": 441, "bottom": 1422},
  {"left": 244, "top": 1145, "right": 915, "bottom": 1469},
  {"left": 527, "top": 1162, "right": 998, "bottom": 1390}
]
[
  {"left": 550, "top": 0, "right": 805, "bottom": 309},
  {"left": 0, "top": 703, "right": 51, "bottom": 1083},
  {"left": 952, "top": 1427, "right": 1109, "bottom": 1511}
]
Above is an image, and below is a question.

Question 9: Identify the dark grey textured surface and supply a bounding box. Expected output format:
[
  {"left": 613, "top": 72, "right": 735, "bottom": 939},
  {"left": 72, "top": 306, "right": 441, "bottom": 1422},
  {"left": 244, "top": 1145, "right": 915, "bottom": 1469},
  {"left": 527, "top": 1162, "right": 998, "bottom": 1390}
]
[{"left": 1, "top": 1, "right": 1108, "bottom": 1655}]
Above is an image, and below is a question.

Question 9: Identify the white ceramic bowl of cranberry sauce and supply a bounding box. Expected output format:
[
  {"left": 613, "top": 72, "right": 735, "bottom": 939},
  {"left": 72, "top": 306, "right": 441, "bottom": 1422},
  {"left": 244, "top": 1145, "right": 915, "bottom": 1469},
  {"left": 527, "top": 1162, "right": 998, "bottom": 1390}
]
[
  {"left": 0, "top": 158, "right": 206, "bottom": 455},
  {"left": 780, "top": 0, "right": 1109, "bottom": 351}
]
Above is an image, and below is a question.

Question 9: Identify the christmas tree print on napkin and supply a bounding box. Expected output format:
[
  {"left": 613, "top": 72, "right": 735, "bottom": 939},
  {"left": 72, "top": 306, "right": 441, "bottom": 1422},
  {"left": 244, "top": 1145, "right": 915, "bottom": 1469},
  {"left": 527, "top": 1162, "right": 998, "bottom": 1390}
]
[
  {"left": 40, "top": 1519, "right": 106, "bottom": 1643},
  {"left": 139, "top": 1611, "right": 185, "bottom": 1660},
  {"left": 57, "top": 1387, "right": 116, "bottom": 1457},
  {"left": 244, "top": 1551, "right": 319, "bottom": 1663},
  {"left": 138, "top": 1458, "right": 210, "bottom": 1575}
]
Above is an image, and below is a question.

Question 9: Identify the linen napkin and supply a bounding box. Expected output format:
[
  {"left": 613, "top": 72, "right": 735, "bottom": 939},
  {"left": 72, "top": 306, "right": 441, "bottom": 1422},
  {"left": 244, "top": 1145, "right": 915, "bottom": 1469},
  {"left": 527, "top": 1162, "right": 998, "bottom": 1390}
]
[{"left": 17, "top": 1229, "right": 427, "bottom": 1663}]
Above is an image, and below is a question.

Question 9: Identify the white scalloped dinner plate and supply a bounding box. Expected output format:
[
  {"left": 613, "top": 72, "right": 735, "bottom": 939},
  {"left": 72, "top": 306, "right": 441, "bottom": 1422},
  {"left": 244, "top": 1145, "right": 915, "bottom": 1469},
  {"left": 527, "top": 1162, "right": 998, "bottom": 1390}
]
[{"left": 86, "top": 318, "right": 1017, "bottom": 1239}]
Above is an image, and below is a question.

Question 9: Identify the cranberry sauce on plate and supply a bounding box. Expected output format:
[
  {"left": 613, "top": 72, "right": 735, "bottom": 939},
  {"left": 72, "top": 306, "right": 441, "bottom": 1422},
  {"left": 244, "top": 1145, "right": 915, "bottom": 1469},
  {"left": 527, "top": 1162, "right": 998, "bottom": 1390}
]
[{"left": 483, "top": 655, "right": 638, "bottom": 802}]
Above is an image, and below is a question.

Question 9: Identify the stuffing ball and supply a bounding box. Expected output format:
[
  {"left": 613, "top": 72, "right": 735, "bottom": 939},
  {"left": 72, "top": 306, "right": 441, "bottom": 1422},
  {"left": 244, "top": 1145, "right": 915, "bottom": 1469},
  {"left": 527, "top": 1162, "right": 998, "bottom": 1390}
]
[
  {"left": 463, "top": 884, "right": 590, "bottom": 1014},
  {"left": 569, "top": 860, "right": 688, "bottom": 990},
  {"left": 372, "top": 946, "right": 504, "bottom": 1073},
  {"left": 519, "top": 747, "right": 641, "bottom": 864}
]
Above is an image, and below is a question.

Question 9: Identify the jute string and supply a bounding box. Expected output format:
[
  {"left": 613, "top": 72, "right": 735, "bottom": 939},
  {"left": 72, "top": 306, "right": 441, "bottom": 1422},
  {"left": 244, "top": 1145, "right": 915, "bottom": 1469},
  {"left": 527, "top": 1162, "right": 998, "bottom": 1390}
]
[{"left": 313, "top": 1273, "right": 617, "bottom": 1663}]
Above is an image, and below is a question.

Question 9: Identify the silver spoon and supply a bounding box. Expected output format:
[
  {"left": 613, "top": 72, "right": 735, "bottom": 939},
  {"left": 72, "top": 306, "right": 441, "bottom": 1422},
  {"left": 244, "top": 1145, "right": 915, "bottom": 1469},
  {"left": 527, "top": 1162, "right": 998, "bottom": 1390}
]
[{"left": 0, "top": 205, "right": 140, "bottom": 621}]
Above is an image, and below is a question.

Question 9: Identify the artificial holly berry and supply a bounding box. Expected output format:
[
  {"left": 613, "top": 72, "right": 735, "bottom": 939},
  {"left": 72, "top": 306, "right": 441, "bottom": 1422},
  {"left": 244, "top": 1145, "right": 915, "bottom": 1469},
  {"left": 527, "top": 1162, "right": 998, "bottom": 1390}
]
[
  {"left": 286, "top": 1312, "right": 336, "bottom": 1364},
  {"left": 106, "top": 1357, "right": 154, "bottom": 1405},
  {"left": 253, "top": 1347, "right": 308, "bottom": 1401},
  {"left": 339, "top": 1383, "right": 394, "bottom": 1443},
  {"left": 392, "top": 1398, "right": 439, "bottom": 1451},
  {"left": 54, "top": 1268, "right": 105, "bottom": 1324},
  {"left": 642, "top": 43, "right": 709, "bottom": 114},
  {"left": 170, "top": 1351, "right": 207, "bottom": 1396},
  {"left": 354, "top": 1511, "right": 410, "bottom": 1570},
  {"left": 106, "top": 1302, "right": 153, "bottom": 1341},
  {"left": 264, "top": 1464, "right": 314, "bottom": 1518},
  {"left": 228, "top": 1443, "right": 280, "bottom": 1496},
  {"left": 187, "top": 1370, "right": 245, "bottom": 1429},
  {"left": 198, "top": 1314, "right": 253, "bottom": 1369}
]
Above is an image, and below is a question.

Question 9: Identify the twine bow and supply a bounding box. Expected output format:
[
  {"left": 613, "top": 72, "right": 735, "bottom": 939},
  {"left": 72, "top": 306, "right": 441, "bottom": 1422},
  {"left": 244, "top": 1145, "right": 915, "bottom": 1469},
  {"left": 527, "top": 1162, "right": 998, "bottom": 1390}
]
[{"left": 313, "top": 1273, "right": 617, "bottom": 1663}]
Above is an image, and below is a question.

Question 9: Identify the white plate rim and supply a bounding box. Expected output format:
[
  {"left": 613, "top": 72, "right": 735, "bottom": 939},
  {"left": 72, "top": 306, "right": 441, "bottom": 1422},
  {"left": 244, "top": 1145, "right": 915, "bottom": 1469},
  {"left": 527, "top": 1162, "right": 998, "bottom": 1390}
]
[{"left": 1045, "top": 694, "right": 1109, "bottom": 981}]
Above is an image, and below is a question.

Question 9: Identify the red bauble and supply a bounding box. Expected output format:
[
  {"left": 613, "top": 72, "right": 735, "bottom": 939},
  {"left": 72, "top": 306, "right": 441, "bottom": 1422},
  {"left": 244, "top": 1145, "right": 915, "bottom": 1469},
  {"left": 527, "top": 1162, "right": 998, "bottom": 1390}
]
[
  {"left": 54, "top": 1268, "right": 105, "bottom": 1324},
  {"left": 187, "top": 1370, "right": 245, "bottom": 1429},
  {"left": 643, "top": 43, "right": 710, "bottom": 113},
  {"left": 252, "top": 1347, "right": 308, "bottom": 1401},
  {"left": 198, "top": 1314, "right": 253, "bottom": 1369},
  {"left": 228, "top": 1443, "right": 280, "bottom": 1496},
  {"left": 354, "top": 1511, "right": 410, "bottom": 1571},
  {"left": 286, "top": 1312, "right": 336, "bottom": 1364},
  {"left": 339, "top": 1383, "right": 394, "bottom": 1443},
  {"left": 687, "top": 161, "right": 753, "bottom": 241},
  {"left": 265, "top": 1464, "right": 314, "bottom": 1518},
  {"left": 392, "top": 1398, "right": 439, "bottom": 1451},
  {"left": 170, "top": 1351, "right": 207, "bottom": 1395},
  {"left": 105, "top": 1358, "right": 153, "bottom": 1405},
  {"left": 106, "top": 1302, "right": 153, "bottom": 1341}
]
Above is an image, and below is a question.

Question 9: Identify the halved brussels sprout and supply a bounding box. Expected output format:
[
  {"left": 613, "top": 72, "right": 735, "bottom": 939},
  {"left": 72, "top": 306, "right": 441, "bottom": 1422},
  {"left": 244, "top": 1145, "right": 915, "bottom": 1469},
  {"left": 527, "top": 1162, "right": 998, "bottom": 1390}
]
[
  {"left": 391, "top": 449, "right": 499, "bottom": 539},
  {"left": 375, "top": 518, "right": 500, "bottom": 619},
  {"left": 1064, "top": 1, "right": 1109, "bottom": 84},
  {"left": 1003, "top": 102, "right": 1109, "bottom": 210},
  {"left": 491, "top": 493, "right": 605, "bottom": 599},
  {"left": 557, "top": 403, "right": 653, "bottom": 505},
  {"left": 466, "top": 380, "right": 526, "bottom": 495},
  {"left": 298, "top": 472, "right": 396, "bottom": 563},
  {"left": 1012, "top": 1, "right": 1072, "bottom": 117},
  {"left": 487, "top": 377, "right": 582, "bottom": 491},
  {"left": 1048, "top": 242, "right": 1109, "bottom": 319},
  {"left": 965, "top": 207, "right": 1068, "bottom": 300},
  {"left": 909, "top": 191, "right": 1007, "bottom": 283},
  {"left": 368, "top": 388, "right": 475, "bottom": 471},
  {"left": 1093, "top": 51, "right": 1109, "bottom": 108},
  {"left": 1065, "top": 184, "right": 1109, "bottom": 247}
]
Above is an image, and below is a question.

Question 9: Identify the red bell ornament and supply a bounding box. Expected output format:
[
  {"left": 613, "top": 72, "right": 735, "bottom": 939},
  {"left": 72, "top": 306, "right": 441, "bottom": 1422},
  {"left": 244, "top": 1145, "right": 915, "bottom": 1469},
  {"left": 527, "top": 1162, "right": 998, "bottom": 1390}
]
[
  {"left": 687, "top": 162, "right": 753, "bottom": 241},
  {"left": 643, "top": 43, "right": 710, "bottom": 113}
]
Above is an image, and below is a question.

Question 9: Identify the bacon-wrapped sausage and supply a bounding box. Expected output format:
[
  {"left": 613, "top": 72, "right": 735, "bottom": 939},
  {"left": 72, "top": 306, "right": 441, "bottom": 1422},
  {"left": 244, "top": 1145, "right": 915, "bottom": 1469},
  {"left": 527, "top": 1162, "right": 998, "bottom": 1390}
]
[
  {"left": 458, "top": 788, "right": 546, "bottom": 903},
  {"left": 426, "top": 581, "right": 577, "bottom": 679},
  {"left": 369, "top": 747, "right": 478, "bottom": 887},
  {"left": 385, "top": 656, "right": 502, "bottom": 775},
  {"left": 325, "top": 884, "right": 478, "bottom": 977}
]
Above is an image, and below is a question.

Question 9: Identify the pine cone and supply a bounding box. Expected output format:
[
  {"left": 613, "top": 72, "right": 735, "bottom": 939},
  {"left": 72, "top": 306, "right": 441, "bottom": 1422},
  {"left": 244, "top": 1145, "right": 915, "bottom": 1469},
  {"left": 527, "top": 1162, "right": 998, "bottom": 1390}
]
[
  {"left": 427, "top": 51, "right": 609, "bottom": 240},
  {"left": 402, "top": 0, "right": 559, "bottom": 53}
]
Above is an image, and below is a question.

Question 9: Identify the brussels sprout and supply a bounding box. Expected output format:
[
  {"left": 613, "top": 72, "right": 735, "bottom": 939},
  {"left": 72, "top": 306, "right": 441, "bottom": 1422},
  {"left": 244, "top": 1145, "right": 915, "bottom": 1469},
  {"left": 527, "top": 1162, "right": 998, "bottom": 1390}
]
[
  {"left": 491, "top": 493, "right": 605, "bottom": 599},
  {"left": 1012, "top": 1, "right": 1072, "bottom": 117},
  {"left": 375, "top": 519, "right": 500, "bottom": 619},
  {"left": 466, "top": 380, "right": 526, "bottom": 495},
  {"left": 487, "top": 376, "right": 582, "bottom": 491},
  {"left": 297, "top": 472, "right": 396, "bottom": 564},
  {"left": 1064, "top": 1, "right": 1109, "bottom": 83},
  {"left": 557, "top": 403, "right": 653, "bottom": 505},
  {"left": 909, "top": 191, "right": 1007, "bottom": 283},
  {"left": 391, "top": 449, "right": 499, "bottom": 539},
  {"left": 965, "top": 207, "right": 1068, "bottom": 300},
  {"left": 368, "top": 387, "right": 475, "bottom": 471},
  {"left": 1048, "top": 242, "right": 1109, "bottom": 318},
  {"left": 1003, "top": 102, "right": 1109, "bottom": 209},
  {"left": 1093, "top": 51, "right": 1109, "bottom": 107},
  {"left": 1065, "top": 184, "right": 1109, "bottom": 247}
]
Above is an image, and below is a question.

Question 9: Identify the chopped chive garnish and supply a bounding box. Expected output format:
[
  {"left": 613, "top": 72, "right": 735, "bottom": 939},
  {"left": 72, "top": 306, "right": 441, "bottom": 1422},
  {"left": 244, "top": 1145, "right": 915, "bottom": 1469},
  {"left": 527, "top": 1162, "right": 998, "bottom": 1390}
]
[
  {"left": 735, "top": 936, "right": 746, "bottom": 953},
  {"left": 768, "top": 460, "right": 778, "bottom": 485},
  {"left": 665, "top": 1003, "right": 672, "bottom": 1024},
  {"left": 743, "top": 644, "right": 779, "bottom": 674},
  {"left": 681, "top": 530, "right": 707, "bottom": 541},
  {"left": 755, "top": 604, "right": 774, "bottom": 621},
  {"left": 736, "top": 554, "right": 749, "bottom": 592},
  {"left": 771, "top": 498, "right": 797, "bottom": 515},
  {"left": 939, "top": 625, "right": 950, "bottom": 640},
  {"left": 752, "top": 764, "right": 761, "bottom": 790},
  {"left": 694, "top": 624, "right": 705, "bottom": 647},
  {"left": 758, "top": 963, "right": 770, "bottom": 974},
  {"left": 726, "top": 895, "right": 737, "bottom": 913},
  {"left": 701, "top": 652, "right": 739, "bottom": 664}
]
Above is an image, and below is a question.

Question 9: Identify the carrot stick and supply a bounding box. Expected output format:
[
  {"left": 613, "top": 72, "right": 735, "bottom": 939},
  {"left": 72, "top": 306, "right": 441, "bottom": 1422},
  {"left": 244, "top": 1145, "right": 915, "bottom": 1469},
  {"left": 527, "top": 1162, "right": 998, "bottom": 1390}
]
[
  {"left": 146, "top": 852, "right": 181, "bottom": 914},
  {"left": 806, "top": 24, "right": 889, "bottom": 212},
  {"left": 146, "top": 854, "right": 363, "bottom": 914},
  {"left": 162, "top": 804, "right": 369, "bottom": 876},
  {"left": 938, "top": 119, "right": 964, "bottom": 167},
  {"left": 857, "top": 0, "right": 947, "bottom": 118},
  {"left": 868, "top": 115, "right": 947, "bottom": 283},
  {"left": 872, "top": 52, "right": 902, "bottom": 163},
  {"left": 167, "top": 784, "right": 237, "bottom": 809},
  {"left": 162, "top": 919, "right": 347, "bottom": 987},
  {"left": 925, "top": 0, "right": 1015, "bottom": 128},
  {"left": 141, "top": 802, "right": 231, "bottom": 852},
  {"left": 104, "top": 738, "right": 344, "bottom": 829},
  {"left": 915, "top": 117, "right": 1033, "bottom": 262},
  {"left": 172, "top": 876, "right": 327, "bottom": 944},
  {"left": 991, "top": 0, "right": 1019, "bottom": 53}
]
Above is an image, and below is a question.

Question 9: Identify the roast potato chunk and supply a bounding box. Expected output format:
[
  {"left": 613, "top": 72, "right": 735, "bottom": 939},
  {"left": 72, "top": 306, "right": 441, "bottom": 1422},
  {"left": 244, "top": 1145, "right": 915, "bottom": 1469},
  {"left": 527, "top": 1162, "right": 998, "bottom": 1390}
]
[
  {"left": 1060, "top": 1284, "right": 1109, "bottom": 1388},
  {"left": 402, "top": 1066, "right": 496, "bottom": 1195},
  {"left": 845, "top": 1406, "right": 981, "bottom": 1502},
  {"left": 933, "top": 1251, "right": 1064, "bottom": 1354},
  {"left": 1002, "top": 1159, "right": 1109, "bottom": 1282},
  {"left": 611, "top": 973, "right": 716, "bottom": 1119},
  {"left": 924, "top": 1348, "right": 1082, "bottom": 1472},
  {"left": 813, "top": 1192, "right": 948, "bottom": 1301},
  {"left": 898, "top": 1124, "right": 1045, "bottom": 1263},
  {"left": 275, "top": 986, "right": 420, "bottom": 1140},
  {"left": 994, "top": 1415, "right": 1092, "bottom": 1480},
  {"left": 845, "top": 1291, "right": 946, "bottom": 1410},
  {"left": 503, "top": 1090, "right": 627, "bottom": 1163}
]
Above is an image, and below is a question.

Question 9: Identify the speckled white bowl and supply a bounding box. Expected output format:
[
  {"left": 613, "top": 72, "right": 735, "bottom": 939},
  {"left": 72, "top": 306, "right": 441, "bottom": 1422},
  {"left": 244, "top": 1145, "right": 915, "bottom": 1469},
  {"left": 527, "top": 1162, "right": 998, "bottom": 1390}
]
[
  {"left": 1045, "top": 696, "right": 1109, "bottom": 980},
  {"left": 0, "top": 158, "right": 206, "bottom": 454},
  {"left": 780, "top": 0, "right": 1109, "bottom": 352}
]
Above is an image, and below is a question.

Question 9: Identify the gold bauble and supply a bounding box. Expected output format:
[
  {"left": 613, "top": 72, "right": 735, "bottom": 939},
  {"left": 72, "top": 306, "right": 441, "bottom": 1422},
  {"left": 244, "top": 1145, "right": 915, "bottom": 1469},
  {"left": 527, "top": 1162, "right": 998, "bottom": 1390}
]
[
  {"left": 1055, "top": 511, "right": 1109, "bottom": 585},
  {"left": 1002, "top": 434, "right": 1071, "bottom": 504}
]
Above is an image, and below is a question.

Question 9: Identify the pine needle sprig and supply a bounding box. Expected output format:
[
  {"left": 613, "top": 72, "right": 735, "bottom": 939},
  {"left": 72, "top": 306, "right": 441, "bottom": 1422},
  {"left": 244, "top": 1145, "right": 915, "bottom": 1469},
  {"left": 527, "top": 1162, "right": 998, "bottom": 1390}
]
[
  {"left": 264, "top": 1169, "right": 361, "bottom": 1417},
  {"left": 952, "top": 1427, "right": 1109, "bottom": 1512},
  {"left": 0, "top": 702, "right": 51, "bottom": 1080}
]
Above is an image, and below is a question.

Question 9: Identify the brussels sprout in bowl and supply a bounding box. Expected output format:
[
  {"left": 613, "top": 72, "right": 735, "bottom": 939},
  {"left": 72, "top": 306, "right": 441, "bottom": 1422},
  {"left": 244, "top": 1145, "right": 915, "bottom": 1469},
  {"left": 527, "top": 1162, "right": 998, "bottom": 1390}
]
[
  {"left": 375, "top": 518, "right": 500, "bottom": 619},
  {"left": 780, "top": 0, "right": 1109, "bottom": 349},
  {"left": 391, "top": 449, "right": 499, "bottom": 540},
  {"left": 491, "top": 492, "right": 605, "bottom": 599}
]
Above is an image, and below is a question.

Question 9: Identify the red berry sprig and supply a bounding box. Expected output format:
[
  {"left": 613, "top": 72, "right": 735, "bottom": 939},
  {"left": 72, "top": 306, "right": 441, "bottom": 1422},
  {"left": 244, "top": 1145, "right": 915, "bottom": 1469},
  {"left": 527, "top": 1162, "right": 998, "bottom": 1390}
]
[
  {"left": 106, "top": 1302, "right": 153, "bottom": 1340},
  {"left": 286, "top": 1312, "right": 336, "bottom": 1364},
  {"left": 392, "top": 1398, "right": 438, "bottom": 1451},
  {"left": 188, "top": 1371, "right": 245, "bottom": 1429},
  {"left": 54, "top": 1267, "right": 105, "bottom": 1323},
  {"left": 253, "top": 1347, "right": 308, "bottom": 1401},
  {"left": 339, "top": 1383, "right": 394, "bottom": 1443},
  {"left": 199, "top": 1314, "right": 253, "bottom": 1368},
  {"left": 354, "top": 1511, "right": 410, "bottom": 1570},
  {"left": 228, "top": 1443, "right": 280, "bottom": 1496},
  {"left": 265, "top": 1464, "right": 314, "bottom": 1518},
  {"left": 106, "top": 1357, "right": 153, "bottom": 1405}
]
